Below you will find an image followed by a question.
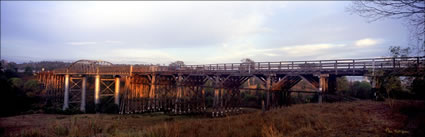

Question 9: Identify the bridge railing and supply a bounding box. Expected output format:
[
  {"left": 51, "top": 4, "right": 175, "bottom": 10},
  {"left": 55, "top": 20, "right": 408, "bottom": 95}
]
[
  {"left": 50, "top": 56, "right": 424, "bottom": 74},
  {"left": 179, "top": 56, "right": 424, "bottom": 72}
]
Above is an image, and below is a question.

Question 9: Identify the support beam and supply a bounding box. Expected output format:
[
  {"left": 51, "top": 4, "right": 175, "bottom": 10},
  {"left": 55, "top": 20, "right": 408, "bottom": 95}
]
[
  {"left": 213, "top": 75, "right": 221, "bottom": 117},
  {"left": 149, "top": 74, "right": 156, "bottom": 110},
  {"left": 319, "top": 74, "right": 329, "bottom": 103},
  {"left": 115, "top": 76, "right": 120, "bottom": 105},
  {"left": 371, "top": 76, "right": 383, "bottom": 101},
  {"left": 175, "top": 74, "right": 183, "bottom": 114},
  {"left": 63, "top": 74, "right": 70, "bottom": 110},
  {"left": 95, "top": 75, "right": 100, "bottom": 105},
  {"left": 80, "top": 76, "right": 86, "bottom": 112},
  {"left": 266, "top": 75, "right": 272, "bottom": 110}
]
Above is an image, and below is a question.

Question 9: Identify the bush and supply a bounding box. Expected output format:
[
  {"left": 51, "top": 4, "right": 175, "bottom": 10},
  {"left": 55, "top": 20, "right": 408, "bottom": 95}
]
[
  {"left": 411, "top": 77, "right": 425, "bottom": 100},
  {"left": 23, "top": 80, "right": 42, "bottom": 97},
  {"left": 8, "top": 77, "right": 23, "bottom": 88}
]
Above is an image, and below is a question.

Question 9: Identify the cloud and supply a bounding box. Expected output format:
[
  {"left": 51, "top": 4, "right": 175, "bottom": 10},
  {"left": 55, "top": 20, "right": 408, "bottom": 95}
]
[
  {"left": 355, "top": 38, "right": 379, "bottom": 47},
  {"left": 66, "top": 40, "right": 123, "bottom": 46},
  {"left": 42, "top": 2, "right": 284, "bottom": 48},
  {"left": 104, "top": 40, "right": 122, "bottom": 44},
  {"left": 1, "top": 1, "right": 406, "bottom": 64},
  {"left": 67, "top": 42, "right": 97, "bottom": 45}
]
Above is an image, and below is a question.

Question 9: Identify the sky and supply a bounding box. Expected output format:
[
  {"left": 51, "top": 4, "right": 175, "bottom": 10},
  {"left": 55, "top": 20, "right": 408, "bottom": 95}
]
[{"left": 0, "top": 1, "right": 413, "bottom": 65}]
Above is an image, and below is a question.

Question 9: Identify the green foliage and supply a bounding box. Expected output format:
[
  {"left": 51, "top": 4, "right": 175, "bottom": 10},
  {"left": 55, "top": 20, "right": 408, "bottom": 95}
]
[
  {"left": 242, "top": 93, "right": 258, "bottom": 107},
  {"left": 389, "top": 46, "right": 410, "bottom": 57},
  {"left": 169, "top": 61, "right": 185, "bottom": 70},
  {"left": 337, "top": 77, "right": 350, "bottom": 94},
  {"left": 337, "top": 77, "right": 373, "bottom": 99},
  {"left": 411, "top": 77, "right": 425, "bottom": 100},
  {"left": 24, "top": 80, "right": 42, "bottom": 97},
  {"left": 351, "top": 81, "right": 372, "bottom": 99},
  {"left": 24, "top": 66, "right": 33, "bottom": 75},
  {"left": 96, "top": 97, "right": 119, "bottom": 113},
  {"left": 291, "top": 93, "right": 314, "bottom": 104},
  {"left": 8, "top": 77, "right": 23, "bottom": 88}
]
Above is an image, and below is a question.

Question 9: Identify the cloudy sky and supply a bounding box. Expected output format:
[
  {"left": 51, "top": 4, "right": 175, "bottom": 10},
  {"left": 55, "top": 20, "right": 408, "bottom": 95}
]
[{"left": 1, "top": 1, "right": 412, "bottom": 65}]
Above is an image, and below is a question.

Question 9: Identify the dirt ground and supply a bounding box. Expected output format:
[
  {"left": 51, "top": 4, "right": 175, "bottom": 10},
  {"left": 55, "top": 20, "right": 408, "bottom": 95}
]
[{"left": 1, "top": 100, "right": 423, "bottom": 137}]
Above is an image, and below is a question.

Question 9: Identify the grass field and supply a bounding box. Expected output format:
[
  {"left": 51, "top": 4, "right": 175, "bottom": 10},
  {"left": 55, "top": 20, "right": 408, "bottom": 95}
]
[{"left": 1, "top": 100, "right": 424, "bottom": 137}]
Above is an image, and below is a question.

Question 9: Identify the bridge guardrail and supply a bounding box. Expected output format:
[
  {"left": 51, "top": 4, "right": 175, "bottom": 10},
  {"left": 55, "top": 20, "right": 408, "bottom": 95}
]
[
  {"left": 48, "top": 56, "right": 424, "bottom": 75},
  {"left": 179, "top": 56, "right": 425, "bottom": 73}
]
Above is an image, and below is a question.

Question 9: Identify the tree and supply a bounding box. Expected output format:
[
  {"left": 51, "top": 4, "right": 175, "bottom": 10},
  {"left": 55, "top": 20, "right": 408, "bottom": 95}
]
[
  {"left": 241, "top": 58, "right": 255, "bottom": 70},
  {"left": 24, "top": 66, "right": 33, "bottom": 75},
  {"left": 169, "top": 61, "right": 185, "bottom": 70},
  {"left": 9, "top": 77, "right": 23, "bottom": 88},
  {"left": 24, "top": 80, "right": 42, "bottom": 98},
  {"left": 169, "top": 61, "right": 185, "bottom": 66},
  {"left": 411, "top": 77, "right": 425, "bottom": 99},
  {"left": 348, "top": 0, "right": 425, "bottom": 53},
  {"left": 337, "top": 77, "right": 350, "bottom": 94},
  {"left": 389, "top": 46, "right": 411, "bottom": 57},
  {"left": 352, "top": 81, "right": 373, "bottom": 99}
]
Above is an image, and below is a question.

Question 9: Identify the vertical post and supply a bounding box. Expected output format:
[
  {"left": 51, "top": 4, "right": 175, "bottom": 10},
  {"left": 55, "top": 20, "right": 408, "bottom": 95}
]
[
  {"left": 80, "top": 76, "right": 86, "bottom": 112},
  {"left": 372, "top": 59, "right": 375, "bottom": 76},
  {"left": 319, "top": 61, "right": 322, "bottom": 71},
  {"left": 130, "top": 65, "right": 133, "bottom": 76},
  {"left": 266, "top": 75, "right": 272, "bottom": 110},
  {"left": 258, "top": 62, "right": 260, "bottom": 70},
  {"left": 213, "top": 75, "right": 220, "bottom": 117},
  {"left": 114, "top": 76, "right": 120, "bottom": 105},
  {"left": 334, "top": 60, "right": 338, "bottom": 75},
  {"left": 202, "top": 88, "right": 206, "bottom": 111},
  {"left": 371, "top": 76, "right": 381, "bottom": 101},
  {"left": 319, "top": 74, "right": 329, "bottom": 104},
  {"left": 291, "top": 62, "right": 294, "bottom": 69},
  {"left": 268, "top": 62, "right": 271, "bottom": 71},
  {"left": 63, "top": 74, "right": 70, "bottom": 110},
  {"left": 393, "top": 58, "right": 396, "bottom": 68},
  {"left": 150, "top": 74, "right": 156, "bottom": 110},
  {"left": 95, "top": 74, "right": 100, "bottom": 105},
  {"left": 417, "top": 57, "right": 420, "bottom": 71},
  {"left": 248, "top": 63, "right": 251, "bottom": 73},
  {"left": 175, "top": 74, "right": 182, "bottom": 114},
  {"left": 318, "top": 75, "right": 323, "bottom": 104}
]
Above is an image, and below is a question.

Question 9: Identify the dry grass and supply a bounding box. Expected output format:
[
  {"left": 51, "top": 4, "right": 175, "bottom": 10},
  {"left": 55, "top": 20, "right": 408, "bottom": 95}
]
[{"left": 1, "top": 100, "right": 423, "bottom": 137}]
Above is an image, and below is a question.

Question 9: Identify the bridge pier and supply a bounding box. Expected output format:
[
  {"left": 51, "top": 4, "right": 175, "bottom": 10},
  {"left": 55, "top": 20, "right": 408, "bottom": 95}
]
[
  {"left": 371, "top": 76, "right": 383, "bottom": 101},
  {"left": 114, "top": 76, "right": 120, "bottom": 105},
  {"left": 213, "top": 75, "right": 221, "bottom": 117},
  {"left": 63, "top": 74, "right": 70, "bottom": 110},
  {"left": 80, "top": 76, "right": 87, "bottom": 112},
  {"left": 149, "top": 74, "right": 156, "bottom": 111},
  {"left": 319, "top": 74, "right": 329, "bottom": 103},
  {"left": 94, "top": 74, "right": 100, "bottom": 106},
  {"left": 266, "top": 75, "right": 272, "bottom": 110},
  {"left": 175, "top": 74, "right": 183, "bottom": 114}
]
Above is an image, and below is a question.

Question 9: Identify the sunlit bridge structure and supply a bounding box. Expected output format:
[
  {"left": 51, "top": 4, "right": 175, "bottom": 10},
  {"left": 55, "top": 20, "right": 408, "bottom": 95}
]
[{"left": 37, "top": 57, "right": 425, "bottom": 116}]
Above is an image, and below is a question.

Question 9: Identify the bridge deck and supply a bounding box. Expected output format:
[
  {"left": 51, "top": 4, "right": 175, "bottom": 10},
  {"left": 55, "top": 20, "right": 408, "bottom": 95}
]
[{"left": 50, "top": 57, "right": 425, "bottom": 76}]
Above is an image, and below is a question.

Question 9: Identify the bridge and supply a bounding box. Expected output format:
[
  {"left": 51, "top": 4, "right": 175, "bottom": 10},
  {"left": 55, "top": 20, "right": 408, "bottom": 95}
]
[{"left": 37, "top": 56, "right": 425, "bottom": 116}]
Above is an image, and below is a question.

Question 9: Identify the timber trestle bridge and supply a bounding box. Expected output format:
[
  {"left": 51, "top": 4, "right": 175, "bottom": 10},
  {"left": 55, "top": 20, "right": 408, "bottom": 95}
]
[{"left": 37, "top": 57, "right": 425, "bottom": 117}]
